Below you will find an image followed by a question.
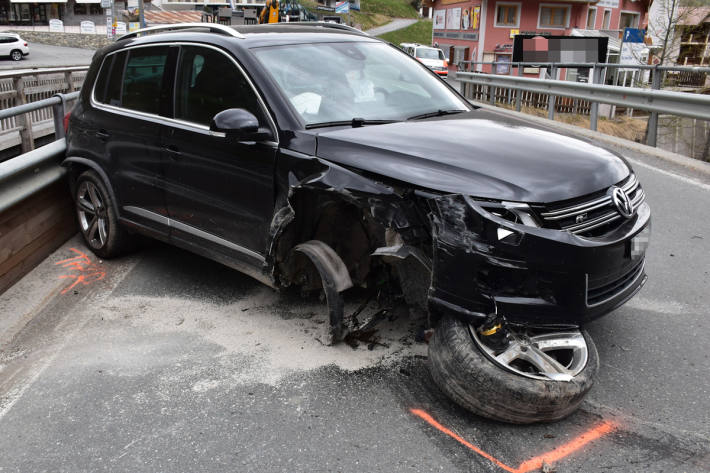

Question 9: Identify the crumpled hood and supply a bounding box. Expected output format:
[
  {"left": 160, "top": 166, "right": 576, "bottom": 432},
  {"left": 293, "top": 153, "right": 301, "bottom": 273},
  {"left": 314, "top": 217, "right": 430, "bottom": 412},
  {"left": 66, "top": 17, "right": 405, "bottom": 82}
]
[{"left": 312, "top": 110, "right": 630, "bottom": 203}]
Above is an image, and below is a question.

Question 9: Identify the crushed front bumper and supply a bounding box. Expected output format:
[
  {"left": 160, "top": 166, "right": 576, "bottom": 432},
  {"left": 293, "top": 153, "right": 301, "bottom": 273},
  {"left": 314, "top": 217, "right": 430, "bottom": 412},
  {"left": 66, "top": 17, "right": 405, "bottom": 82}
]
[{"left": 427, "top": 194, "right": 651, "bottom": 327}]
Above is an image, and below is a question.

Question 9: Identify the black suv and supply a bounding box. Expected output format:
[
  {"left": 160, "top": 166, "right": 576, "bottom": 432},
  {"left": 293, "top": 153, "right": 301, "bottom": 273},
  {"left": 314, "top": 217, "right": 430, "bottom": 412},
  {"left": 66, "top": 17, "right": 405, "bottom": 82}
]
[{"left": 64, "top": 23, "right": 650, "bottom": 424}]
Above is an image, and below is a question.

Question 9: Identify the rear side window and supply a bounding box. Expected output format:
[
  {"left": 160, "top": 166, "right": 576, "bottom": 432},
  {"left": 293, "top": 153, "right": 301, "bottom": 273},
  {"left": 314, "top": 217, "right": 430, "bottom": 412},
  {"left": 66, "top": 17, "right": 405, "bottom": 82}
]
[
  {"left": 121, "top": 46, "right": 170, "bottom": 115},
  {"left": 94, "top": 51, "right": 126, "bottom": 107},
  {"left": 174, "top": 46, "right": 264, "bottom": 126}
]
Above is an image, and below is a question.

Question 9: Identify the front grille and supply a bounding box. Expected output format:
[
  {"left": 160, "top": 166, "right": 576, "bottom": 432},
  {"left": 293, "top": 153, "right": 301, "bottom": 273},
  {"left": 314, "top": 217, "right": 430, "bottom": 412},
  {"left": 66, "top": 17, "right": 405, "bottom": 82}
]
[
  {"left": 586, "top": 259, "right": 645, "bottom": 306},
  {"left": 537, "top": 174, "right": 645, "bottom": 237}
]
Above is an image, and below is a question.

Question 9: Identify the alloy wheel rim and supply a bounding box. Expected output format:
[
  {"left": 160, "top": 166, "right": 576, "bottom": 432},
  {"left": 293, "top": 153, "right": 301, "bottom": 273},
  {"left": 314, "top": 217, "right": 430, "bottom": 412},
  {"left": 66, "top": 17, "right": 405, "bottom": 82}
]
[
  {"left": 77, "top": 181, "right": 108, "bottom": 249},
  {"left": 11, "top": 51, "right": 21, "bottom": 61},
  {"left": 469, "top": 325, "right": 589, "bottom": 382}
]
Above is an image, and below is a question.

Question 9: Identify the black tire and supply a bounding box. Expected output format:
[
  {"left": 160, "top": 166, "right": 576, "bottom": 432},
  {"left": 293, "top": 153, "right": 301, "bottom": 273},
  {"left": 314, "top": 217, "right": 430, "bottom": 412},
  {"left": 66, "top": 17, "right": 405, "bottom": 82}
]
[
  {"left": 428, "top": 316, "right": 598, "bottom": 424},
  {"left": 10, "top": 49, "right": 22, "bottom": 61},
  {"left": 74, "top": 170, "right": 134, "bottom": 259}
]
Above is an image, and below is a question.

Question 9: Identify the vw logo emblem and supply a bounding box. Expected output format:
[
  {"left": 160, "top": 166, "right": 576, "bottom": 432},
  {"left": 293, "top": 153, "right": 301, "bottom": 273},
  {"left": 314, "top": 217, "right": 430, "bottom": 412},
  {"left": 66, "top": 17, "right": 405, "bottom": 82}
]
[{"left": 610, "top": 186, "right": 634, "bottom": 218}]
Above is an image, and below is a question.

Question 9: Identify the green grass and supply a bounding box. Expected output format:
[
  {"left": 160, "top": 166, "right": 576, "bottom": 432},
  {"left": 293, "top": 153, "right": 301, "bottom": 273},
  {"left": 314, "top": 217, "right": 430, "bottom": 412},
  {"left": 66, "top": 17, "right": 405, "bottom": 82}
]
[
  {"left": 298, "top": 0, "right": 418, "bottom": 31},
  {"left": 360, "top": 0, "right": 419, "bottom": 19},
  {"left": 377, "top": 19, "right": 432, "bottom": 46}
]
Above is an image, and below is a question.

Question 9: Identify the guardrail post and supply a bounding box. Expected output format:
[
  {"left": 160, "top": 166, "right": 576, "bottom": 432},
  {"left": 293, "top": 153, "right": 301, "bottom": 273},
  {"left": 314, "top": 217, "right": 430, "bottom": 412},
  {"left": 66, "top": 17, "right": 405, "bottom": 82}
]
[
  {"left": 515, "top": 64, "right": 523, "bottom": 112},
  {"left": 547, "top": 65, "right": 557, "bottom": 120},
  {"left": 12, "top": 77, "right": 35, "bottom": 153},
  {"left": 589, "top": 66, "right": 601, "bottom": 131},
  {"left": 64, "top": 71, "right": 75, "bottom": 92},
  {"left": 52, "top": 94, "right": 67, "bottom": 140},
  {"left": 646, "top": 66, "right": 663, "bottom": 147}
]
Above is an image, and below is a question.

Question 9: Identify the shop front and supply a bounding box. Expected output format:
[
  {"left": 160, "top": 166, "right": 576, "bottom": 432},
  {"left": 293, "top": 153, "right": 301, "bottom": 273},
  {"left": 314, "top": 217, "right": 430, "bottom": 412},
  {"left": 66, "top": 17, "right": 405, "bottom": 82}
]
[{"left": 1, "top": 0, "right": 66, "bottom": 25}]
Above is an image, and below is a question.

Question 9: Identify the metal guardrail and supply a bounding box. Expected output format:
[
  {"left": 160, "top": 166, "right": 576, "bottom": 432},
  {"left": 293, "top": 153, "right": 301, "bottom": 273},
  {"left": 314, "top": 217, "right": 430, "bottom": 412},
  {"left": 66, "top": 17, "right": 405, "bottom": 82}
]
[
  {"left": 456, "top": 71, "right": 710, "bottom": 147},
  {"left": 0, "top": 91, "right": 78, "bottom": 213}
]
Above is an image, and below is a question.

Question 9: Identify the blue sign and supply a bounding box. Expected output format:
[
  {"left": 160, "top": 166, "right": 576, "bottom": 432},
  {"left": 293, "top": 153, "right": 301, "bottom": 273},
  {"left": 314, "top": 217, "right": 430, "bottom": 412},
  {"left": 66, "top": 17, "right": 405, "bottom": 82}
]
[{"left": 623, "top": 28, "right": 644, "bottom": 43}]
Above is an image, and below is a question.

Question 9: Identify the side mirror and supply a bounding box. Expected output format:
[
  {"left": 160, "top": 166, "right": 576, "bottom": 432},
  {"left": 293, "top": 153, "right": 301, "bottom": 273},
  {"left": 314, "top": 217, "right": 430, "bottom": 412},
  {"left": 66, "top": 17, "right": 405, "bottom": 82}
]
[{"left": 209, "top": 108, "right": 271, "bottom": 142}]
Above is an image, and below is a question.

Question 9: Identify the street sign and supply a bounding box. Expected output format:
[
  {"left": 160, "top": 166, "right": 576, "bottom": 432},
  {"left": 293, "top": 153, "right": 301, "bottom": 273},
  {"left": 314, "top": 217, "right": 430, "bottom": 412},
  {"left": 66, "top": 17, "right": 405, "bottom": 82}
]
[
  {"left": 100, "top": 0, "right": 111, "bottom": 8},
  {"left": 623, "top": 28, "right": 644, "bottom": 43},
  {"left": 620, "top": 28, "right": 646, "bottom": 68}
]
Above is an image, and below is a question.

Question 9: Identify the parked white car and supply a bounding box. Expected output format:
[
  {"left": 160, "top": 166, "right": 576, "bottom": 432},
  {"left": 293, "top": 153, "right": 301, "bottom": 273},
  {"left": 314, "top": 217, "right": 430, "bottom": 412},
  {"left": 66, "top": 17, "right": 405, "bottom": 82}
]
[
  {"left": 400, "top": 43, "right": 448, "bottom": 77},
  {"left": 0, "top": 33, "right": 29, "bottom": 61}
]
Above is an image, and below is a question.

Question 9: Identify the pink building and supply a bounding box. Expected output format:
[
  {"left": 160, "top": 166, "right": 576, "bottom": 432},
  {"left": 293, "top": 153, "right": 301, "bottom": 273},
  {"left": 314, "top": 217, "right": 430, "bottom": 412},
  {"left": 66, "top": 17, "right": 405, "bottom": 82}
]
[{"left": 423, "top": 0, "right": 649, "bottom": 74}]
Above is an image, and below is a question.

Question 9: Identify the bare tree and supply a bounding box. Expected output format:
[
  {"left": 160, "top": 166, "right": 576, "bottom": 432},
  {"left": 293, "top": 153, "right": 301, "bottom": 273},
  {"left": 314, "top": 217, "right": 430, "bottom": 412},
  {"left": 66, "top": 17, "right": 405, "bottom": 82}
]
[{"left": 647, "top": 0, "right": 705, "bottom": 66}]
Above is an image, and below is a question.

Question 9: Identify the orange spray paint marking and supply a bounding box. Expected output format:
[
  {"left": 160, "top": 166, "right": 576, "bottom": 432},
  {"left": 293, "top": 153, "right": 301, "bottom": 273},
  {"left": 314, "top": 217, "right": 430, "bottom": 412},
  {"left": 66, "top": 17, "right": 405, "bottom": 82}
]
[
  {"left": 55, "top": 248, "right": 106, "bottom": 294},
  {"left": 410, "top": 408, "right": 616, "bottom": 473}
]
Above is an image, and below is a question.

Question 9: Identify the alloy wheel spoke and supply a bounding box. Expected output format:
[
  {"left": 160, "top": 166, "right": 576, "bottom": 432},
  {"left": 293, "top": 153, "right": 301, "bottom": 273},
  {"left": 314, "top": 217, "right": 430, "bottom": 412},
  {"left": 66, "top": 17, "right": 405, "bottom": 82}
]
[
  {"left": 529, "top": 331, "right": 586, "bottom": 352},
  {"left": 98, "top": 218, "right": 108, "bottom": 245},
  {"left": 78, "top": 196, "right": 95, "bottom": 214},
  {"left": 495, "top": 341, "right": 523, "bottom": 365},
  {"left": 88, "top": 216, "right": 99, "bottom": 243},
  {"left": 88, "top": 184, "right": 102, "bottom": 212}
]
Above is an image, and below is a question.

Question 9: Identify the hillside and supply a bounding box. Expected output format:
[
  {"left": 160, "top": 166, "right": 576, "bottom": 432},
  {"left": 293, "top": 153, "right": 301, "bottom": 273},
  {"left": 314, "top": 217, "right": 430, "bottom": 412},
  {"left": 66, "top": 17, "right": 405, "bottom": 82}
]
[{"left": 300, "top": 0, "right": 419, "bottom": 31}]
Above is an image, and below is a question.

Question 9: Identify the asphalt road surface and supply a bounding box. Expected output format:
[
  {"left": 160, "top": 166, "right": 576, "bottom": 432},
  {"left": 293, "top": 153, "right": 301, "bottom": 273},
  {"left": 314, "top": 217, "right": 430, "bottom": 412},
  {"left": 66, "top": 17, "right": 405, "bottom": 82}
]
[
  {"left": 0, "top": 42, "right": 94, "bottom": 71},
  {"left": 0, "top": 141, "right": 709, "bottom": 472}
]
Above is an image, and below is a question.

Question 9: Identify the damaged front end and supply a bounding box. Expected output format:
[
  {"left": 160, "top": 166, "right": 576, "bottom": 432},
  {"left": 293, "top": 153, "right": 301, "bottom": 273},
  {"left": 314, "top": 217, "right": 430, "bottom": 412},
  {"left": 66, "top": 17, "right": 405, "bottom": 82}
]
[{"left": 266, "top": 150, "right": 650, "bottom": 344}]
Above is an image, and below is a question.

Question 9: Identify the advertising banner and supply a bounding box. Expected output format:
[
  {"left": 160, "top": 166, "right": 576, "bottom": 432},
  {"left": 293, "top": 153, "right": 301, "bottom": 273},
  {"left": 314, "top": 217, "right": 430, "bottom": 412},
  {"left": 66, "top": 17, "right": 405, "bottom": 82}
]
[
  {"left": 446, "top": 7, "right": 461, "bottom": 30},
  {"left": 115, "top": 21, "right": 127, "bottom": 35},
  {"left": 472, "top": 5, "right": 480, "bottom": 30},
  {"left": 335, "top": 1, "right": 349, "bottom": 14},
  {"left": 433, "top": 9, "right": 446, "bottom": 30}
]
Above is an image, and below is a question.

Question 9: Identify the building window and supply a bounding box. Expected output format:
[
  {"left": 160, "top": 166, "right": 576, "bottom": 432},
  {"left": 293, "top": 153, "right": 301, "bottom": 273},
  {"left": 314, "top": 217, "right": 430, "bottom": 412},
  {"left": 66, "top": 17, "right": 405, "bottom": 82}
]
[
  {"left": 538, "top": 4, "right": 570, "bottom": 29},
  {"left": 602, "top": 9, "right": 611, "bottom": 29},
  {"left": 495, "top": 2, "right": 520, "bottom": 28},
  {"left": 586, "top": 7, "right": 596, "bottom": 29},
  {"left": 619, "top": 12, "right": 640, "bottom": 29}
]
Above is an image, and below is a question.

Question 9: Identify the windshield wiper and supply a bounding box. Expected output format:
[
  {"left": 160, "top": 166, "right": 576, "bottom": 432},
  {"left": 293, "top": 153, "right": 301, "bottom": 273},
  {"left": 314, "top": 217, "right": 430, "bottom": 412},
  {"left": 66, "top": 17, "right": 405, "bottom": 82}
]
[
  {"left": 305, "top": 118, "right": 399, "bottom": 129},
  {"left": 407, "top": 109, "right": 467, "bottom": 120}
]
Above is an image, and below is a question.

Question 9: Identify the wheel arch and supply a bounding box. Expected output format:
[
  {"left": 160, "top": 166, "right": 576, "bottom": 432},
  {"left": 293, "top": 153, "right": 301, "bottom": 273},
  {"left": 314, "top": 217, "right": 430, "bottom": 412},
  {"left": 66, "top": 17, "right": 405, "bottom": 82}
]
[{"left": 62, "top": 157, "right": 119, "bottom": 210}]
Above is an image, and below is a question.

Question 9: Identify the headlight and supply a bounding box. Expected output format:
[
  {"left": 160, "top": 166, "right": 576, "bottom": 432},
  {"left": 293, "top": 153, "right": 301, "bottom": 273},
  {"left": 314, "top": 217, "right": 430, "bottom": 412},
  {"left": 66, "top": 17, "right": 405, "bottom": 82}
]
[
  {"left": 472, "top": 200, "right": 541, "bottom": 228},
  {"left": 466, "top": 198, "right": 540, "bottom": 245}
]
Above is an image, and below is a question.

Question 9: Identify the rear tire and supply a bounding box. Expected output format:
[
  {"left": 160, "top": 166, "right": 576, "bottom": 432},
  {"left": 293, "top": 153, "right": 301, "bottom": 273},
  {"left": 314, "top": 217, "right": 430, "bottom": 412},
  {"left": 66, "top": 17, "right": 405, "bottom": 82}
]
[
  {"left": 10, "top": 49, "right": 22, "bottom": 61},
  {"left": 74, "top": 170, "right": 134, "bottom": 259},
  {"left": 428, "top": 316, "right": 598, "bottom": 424}
]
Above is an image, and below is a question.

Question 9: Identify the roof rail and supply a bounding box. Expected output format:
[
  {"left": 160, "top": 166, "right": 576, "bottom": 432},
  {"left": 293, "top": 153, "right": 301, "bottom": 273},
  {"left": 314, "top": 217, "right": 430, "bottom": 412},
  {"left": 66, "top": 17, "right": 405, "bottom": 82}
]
[
  {"left": 117, "top": 23, "right": 244, "bottom": 41},
  {"left": 259, "top": 21, "right": 368, "bottom": 35}
]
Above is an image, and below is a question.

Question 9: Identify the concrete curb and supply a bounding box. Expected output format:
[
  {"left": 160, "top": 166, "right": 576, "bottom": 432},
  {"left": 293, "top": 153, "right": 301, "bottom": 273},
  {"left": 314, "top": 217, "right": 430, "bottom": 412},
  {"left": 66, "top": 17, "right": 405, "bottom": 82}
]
[{"left": 471, "top": 101, "right": 710, "bottom": 179}]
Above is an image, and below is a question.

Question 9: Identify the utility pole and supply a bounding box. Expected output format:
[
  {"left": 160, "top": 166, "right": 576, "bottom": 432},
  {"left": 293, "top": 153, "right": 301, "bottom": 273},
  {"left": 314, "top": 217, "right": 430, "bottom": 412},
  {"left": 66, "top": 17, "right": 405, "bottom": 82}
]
[{"left": 138, "top": 0, "right": 145, "bottom": 28}]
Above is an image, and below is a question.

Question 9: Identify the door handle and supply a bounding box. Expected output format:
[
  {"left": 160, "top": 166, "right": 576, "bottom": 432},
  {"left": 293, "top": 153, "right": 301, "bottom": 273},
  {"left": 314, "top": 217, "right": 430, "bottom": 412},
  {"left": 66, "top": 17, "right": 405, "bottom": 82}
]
[{"left": 95, "top": 129, "right": 110, "bottom": 141}]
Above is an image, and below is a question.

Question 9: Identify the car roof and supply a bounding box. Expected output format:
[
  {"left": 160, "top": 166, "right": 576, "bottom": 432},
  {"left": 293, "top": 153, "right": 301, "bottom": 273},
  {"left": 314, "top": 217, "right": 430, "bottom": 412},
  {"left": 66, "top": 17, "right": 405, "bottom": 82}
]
[{"left": 107, "top": 22, "right": 380, "bottom": 54}]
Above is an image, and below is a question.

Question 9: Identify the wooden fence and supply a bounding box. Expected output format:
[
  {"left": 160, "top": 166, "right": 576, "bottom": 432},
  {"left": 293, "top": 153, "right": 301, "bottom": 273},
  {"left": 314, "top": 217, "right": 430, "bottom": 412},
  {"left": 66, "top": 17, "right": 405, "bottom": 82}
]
[{"left": 0, "top": 67, "right": 87, "bottom": 155}]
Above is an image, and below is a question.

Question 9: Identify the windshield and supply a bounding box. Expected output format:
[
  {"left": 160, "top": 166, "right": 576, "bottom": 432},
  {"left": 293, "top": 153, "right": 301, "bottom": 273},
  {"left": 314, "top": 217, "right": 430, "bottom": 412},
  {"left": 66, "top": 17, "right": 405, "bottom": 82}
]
[
  {"left": 416, "top": 48, "right": 444, "bottom": 60},
  {"left": 251, "top": 41, "right": 468, "bottom": 126}
]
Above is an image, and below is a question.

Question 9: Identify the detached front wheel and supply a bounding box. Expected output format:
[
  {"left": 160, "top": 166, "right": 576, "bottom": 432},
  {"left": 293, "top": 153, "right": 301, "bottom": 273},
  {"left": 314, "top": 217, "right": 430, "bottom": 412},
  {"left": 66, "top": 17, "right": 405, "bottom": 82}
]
[{"left": 428, "top": 316, "right": 598, "bottom": 424}]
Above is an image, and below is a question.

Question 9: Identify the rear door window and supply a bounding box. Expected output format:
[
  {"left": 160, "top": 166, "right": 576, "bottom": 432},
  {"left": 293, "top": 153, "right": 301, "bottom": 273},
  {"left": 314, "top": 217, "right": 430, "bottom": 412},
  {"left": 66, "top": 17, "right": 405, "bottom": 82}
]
[
  {"left": 121, "top": 46, "right": 170, "bottom": 115},
  {"left": 94, "top": 51, "right": 126, "bottom": 107}
]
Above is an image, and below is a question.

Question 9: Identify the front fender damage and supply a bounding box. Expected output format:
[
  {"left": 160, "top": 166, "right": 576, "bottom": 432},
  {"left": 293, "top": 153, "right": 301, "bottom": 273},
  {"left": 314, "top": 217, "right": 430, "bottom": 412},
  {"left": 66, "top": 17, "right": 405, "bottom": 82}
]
[{"left": 266, "top": 154, "right": 527, "bottom": 342}]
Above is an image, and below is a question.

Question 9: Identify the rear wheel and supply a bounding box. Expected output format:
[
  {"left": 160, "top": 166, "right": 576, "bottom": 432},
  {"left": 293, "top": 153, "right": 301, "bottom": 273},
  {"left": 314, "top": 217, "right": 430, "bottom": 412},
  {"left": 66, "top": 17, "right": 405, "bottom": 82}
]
[
  {"left": 428, "top": 316, "right": 598, "bottom": 424},
  {"left": 75, "top": 170, "right": 134, "bottom": 259},
  {"left": 10, "top": 49, "right": 22, "bottom": 61}
]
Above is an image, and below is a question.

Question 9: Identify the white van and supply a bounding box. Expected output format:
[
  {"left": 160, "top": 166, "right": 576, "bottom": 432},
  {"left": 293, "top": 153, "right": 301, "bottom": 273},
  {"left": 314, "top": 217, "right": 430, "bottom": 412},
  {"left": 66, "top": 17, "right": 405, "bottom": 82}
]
[{"left": 400, "top": 43, "right": 448, "bottom": 77}]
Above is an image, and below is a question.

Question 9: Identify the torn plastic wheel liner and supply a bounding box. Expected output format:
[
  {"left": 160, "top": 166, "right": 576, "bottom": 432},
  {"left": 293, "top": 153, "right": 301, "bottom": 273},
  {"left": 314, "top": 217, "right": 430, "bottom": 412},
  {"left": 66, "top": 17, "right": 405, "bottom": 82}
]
[{"left": 293, "top": 240, "right": 353, "bottom": 344}]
